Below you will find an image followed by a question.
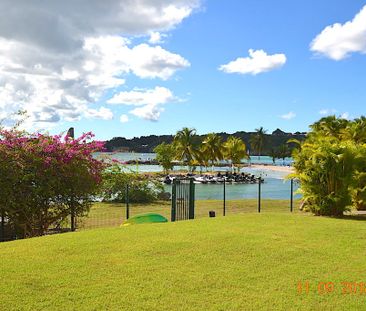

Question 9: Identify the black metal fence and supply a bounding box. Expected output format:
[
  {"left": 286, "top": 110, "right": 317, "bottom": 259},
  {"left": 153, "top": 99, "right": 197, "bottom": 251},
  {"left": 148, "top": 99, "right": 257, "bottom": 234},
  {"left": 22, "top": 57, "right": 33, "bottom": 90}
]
[
  {"left": 1, "top": 179, "right": 299, "bottom": 242},
  {"left": 171, "top": 178, "right": 195, "bottom": 221}
]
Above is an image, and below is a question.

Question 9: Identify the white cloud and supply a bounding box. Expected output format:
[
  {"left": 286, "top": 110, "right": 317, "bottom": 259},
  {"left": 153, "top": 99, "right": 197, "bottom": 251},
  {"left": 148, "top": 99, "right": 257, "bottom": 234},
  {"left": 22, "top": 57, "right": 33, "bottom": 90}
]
[
  {"left": 310, "top": 5, "right": 366, "bottom": 60},
  {"left": 340, "top": 112, "right": 350, "bottom": 119},
  {"left": 108, "top": 86, "right": 175, "bottom": 106},
  {"left": 130, "top": 104, "right": 164, "bottom": 121},
  {"left": 319, "top": 108, "right": 337, "bottom": 115},
  {"left": 85, "top": 107, "right": 113, "bottom": 120},
  {"left": 0, "top": 0, "right": 198, "bottom": 129},
  {"left": 120, "top": 114, "right": 129, "bottom": 123},
  {"left": 108, "top": 86, "right": 176, "bottom": 121},
  {"left": 149, "top": 32, "right": 167, "bottom": 44},
  {"left": 128, "top": 44, "right": 190, "bottom": 80},
  {"left": 280, "top": 111, "right": 296, "bottom": 120},
  {"left": 219, "top": 49, "right": 286, "bottom": 75}
]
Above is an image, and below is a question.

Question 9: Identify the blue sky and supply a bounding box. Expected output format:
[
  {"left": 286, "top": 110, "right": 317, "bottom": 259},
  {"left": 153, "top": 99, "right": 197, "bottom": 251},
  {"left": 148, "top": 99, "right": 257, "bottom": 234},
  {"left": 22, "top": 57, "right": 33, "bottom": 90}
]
[{"left": 1, "top": 0, "right": 365, "bottom": 140}]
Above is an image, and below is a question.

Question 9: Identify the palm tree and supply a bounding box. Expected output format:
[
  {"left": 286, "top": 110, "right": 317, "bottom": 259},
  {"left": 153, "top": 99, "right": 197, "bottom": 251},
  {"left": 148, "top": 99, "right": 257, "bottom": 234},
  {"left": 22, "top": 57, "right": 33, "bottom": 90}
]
[
  {"left": 310, "top": 115, "right": 348, "bottom": 139},
  {"left": 269, "top": 148, "right": 278, "bottom": 165},
  {"left": 343, "top": 116, "right": 366, "bottom": 144},
  {"left": 278, "top": 144, "right": 290, "bottom": 165},
  {"left": 223, "top": 137, "right": 248, "bottom": 173},
  {"left": 201, "top": 133, "right": 224, "bottom": 171},
  {"left": 250, "top": 127, "right": 267, "bottom": 160},
  {"left": 196, "top": 146, "right": 210, "bottom": 172},
  {"left": 173, "top": 127, "right": 197, "bottom": 172}
]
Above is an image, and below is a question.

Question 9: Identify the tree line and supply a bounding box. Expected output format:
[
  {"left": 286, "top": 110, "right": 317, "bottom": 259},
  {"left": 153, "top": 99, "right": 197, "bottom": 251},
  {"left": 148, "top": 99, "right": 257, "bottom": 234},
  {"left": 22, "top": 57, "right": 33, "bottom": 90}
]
[
  {"left": 154, "top": 127, "right": 294, "bottom": 173},
  {"left": 105, "top": 128, "right": 306, "bottom": 155}
]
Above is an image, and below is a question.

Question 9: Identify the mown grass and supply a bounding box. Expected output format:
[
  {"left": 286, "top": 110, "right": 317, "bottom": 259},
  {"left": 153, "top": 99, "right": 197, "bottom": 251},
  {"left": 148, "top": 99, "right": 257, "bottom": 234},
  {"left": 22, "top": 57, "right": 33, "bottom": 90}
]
[
  {"left": 79, "top": 199, "right": 301, "bottom": 229},
  {"left": 1, "top": 213, "right": 366, "bottom": 310}
]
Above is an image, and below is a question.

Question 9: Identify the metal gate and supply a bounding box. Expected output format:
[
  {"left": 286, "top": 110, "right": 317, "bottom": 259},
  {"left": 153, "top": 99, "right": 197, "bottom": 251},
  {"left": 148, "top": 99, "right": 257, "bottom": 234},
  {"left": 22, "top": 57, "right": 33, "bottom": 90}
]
[{"left": 171, "top": 178, "right": 195, "bottom": 221}]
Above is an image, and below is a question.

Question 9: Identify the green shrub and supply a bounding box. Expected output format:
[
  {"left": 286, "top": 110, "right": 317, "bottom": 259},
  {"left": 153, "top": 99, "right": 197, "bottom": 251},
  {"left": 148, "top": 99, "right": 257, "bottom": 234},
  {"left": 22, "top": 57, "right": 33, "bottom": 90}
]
[
  {"left": 292, "top": 116, "right": 366, "bottom": 216},
  {"left": 100, "top": 165, "right": 165, "bottom": 203}
]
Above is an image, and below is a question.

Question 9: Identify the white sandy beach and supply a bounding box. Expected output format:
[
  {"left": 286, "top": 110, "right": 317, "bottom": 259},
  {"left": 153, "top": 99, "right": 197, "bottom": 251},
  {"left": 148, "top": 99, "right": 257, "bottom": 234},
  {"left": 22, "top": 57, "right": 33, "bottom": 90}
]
[{"left": 250, "top": 164, "right": 294, "bottom": 173}]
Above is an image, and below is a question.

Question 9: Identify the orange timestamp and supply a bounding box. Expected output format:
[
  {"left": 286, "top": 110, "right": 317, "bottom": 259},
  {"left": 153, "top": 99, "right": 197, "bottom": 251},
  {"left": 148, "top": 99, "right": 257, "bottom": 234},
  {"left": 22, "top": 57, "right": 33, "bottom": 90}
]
[{"left": 297, "top": 281, "right": 366, "bottom": 295}]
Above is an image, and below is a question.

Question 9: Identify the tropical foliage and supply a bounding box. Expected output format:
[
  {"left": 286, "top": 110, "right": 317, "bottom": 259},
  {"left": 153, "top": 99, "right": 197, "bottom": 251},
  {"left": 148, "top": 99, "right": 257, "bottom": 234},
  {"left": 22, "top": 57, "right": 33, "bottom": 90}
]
[
  {"left": 291, "top": 116, "right": 366, "bottom": 215},
  {"left": 99, "top": 165, "right": 166, "bottom": 203},
  {"left": 250, "top": 127, "right": 267, "bottom": 159},
  {"left": 0, "top": 130, "right": 105, "bottom": 237},
  {"left": 153, "top": 142, "right": 175, "bottom": 174},
  {"left": 173, "top": 127, "right": 198, "bottom": 172},
  {"left": 201, "top": 133, "right": 224, "bottom": 170},
  {"left": 223, "top": 137, "right": 248, "bottom": 172},
  {"left": 154, "top": 129, "right": 250, "bottom": 173}
]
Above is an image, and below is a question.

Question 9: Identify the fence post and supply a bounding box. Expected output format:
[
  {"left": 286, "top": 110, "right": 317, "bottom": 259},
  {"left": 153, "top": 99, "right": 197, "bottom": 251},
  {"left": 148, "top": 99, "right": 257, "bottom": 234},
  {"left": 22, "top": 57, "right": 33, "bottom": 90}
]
[
  {"left": 126, "top": 184, "right": 130, "bottom": 220},
  {"left": 189, "top": 178, "right": 195, "bottom": 219},
  {"left": 68, "top": 127, "right": 76, "bottom": 232},
  {"left": 290, "top": 179, "right": 294, "bottom": 212},
  {"left": 223, "top": 179, "right": 226, "bottom": 216},
  {"left": 171, "top": 179, "right": 176, "bottom": 222},
  {"left": 70, "top": 201, "right": 76, "bottom": 232},
  {"left": 258, "top": 178, "right": 261, "bottom": 213}
]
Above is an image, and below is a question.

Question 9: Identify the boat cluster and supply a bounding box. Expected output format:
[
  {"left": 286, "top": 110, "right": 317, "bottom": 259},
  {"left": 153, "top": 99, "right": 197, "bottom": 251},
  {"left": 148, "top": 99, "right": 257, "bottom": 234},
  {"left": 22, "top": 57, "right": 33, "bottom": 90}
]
[{"left": 162, "top": 172, "right": 263, "bottom": 185}]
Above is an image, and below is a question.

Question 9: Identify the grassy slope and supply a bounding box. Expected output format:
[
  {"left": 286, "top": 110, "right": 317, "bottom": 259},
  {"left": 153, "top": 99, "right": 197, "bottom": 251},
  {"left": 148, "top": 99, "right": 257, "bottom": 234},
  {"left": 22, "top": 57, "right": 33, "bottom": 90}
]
[{"left": 1, "top": 213, "right": 366, "bottom": 311}]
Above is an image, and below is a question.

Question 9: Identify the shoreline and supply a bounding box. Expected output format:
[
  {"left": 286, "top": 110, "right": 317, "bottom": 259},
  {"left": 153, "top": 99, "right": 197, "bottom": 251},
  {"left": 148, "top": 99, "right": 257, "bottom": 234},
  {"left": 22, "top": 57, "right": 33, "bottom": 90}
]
[{"left": 249, "top": 164, "right": 294, "bottom": 173}]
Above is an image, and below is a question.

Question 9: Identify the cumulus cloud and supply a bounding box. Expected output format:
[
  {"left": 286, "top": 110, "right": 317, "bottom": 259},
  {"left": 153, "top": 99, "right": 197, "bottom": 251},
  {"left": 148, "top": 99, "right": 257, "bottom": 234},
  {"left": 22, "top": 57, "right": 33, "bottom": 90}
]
[
  {"left": 149, "top": 32, "right": 167, "bottom": 44},
  {"left": 108, "top": 86, "right": 175, "bottom": 106},
  {"left": 310, "top": 5, "right": 366, "bottom": 60},
  {"left": 319, "top": 108, "right": 337, "bottom": 115},
  {"left": 85, "top": 107, "right": 113, "bottom": 120},
  {"left": 120, "top": 114, "right": 129, "bottom": 123},
  {"left": 108, "top": 86, "right": 176, "bottom": 121},
  {"left": 280, "top": 111, "right": 296, "bottom": 120},
  {"left": 219, "top": 49, "right": 286, "bottom": 75},
  {"left": 130, "top": 104, "right": 164, "bottom": 121},
  {"left": 0, "top": 0, "right": 198, "bottom": 129}
]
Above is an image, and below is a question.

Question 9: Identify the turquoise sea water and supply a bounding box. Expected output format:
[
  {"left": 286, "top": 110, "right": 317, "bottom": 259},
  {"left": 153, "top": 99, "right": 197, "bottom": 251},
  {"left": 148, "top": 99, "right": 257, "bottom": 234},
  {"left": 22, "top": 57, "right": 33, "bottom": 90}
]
[{"left": 96, "top": 153, "right": 299, "bottom": 200}]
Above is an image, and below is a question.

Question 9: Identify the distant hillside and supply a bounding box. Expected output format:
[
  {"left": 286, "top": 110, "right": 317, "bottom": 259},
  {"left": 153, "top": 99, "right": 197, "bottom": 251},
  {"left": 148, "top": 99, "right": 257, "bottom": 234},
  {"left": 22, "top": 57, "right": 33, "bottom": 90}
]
[{"left": 104, "top": 129, "right": 307, "bottom": 155}]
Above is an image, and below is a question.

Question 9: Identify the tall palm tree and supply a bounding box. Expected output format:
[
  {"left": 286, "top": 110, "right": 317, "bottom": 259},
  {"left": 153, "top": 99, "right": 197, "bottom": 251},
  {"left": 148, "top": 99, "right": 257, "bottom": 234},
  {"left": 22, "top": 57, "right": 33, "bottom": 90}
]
[
  {"left": 201, "top": 133, "right": 224, "bottom": 171},
  {"left": 310, "top": 115, "right": 348, "bottom": 139},
  {"left": 250, "top": 127, "right": 267, "bottom": 160},
  {"left": 343, "top": 116, "right": 366, "bottom": 144},
  {"left": 278, "top": 144, "right": 290, "bottom": 165},
  {"left": 269, "top": 148, "right": 278, "bottom": 165},
  {"left": 223, "top": 137, "right": 248, "bottom": 173},
  {"left": 195, "top": 148, "right": 209, "bottom": 173},
  {"left": 173, "top": 127, "right": 197, "bottom": 172}
]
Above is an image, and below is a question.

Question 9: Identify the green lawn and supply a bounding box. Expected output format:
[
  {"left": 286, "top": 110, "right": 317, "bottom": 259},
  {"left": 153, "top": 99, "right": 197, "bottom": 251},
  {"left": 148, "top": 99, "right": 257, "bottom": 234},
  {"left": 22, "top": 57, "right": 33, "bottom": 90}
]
[
  {"left": 79, "top": 199, "right": 301, "bottom": 229},
  {"left": 1, "top": 213, "right": 366, "bottom": 310}
]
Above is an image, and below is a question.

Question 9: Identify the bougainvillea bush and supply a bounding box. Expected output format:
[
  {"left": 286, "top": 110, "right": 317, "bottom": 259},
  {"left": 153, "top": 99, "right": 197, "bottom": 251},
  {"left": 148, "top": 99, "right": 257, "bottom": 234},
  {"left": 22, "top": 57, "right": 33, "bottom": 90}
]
[{"left": 0, "top": 130, "right": 105, "bottom": 237}]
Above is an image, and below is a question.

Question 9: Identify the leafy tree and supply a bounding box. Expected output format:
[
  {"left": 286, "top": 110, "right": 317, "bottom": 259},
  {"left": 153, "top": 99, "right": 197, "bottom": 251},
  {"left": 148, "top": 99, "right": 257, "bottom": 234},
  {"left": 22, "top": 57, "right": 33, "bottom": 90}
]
[
  {"left": 173, "top": 127, "right": 198, "bottom": 172},
  {"left": 278, "top": 144, "right": 290, "bottom": 165},
  {"left": 269, "top": 148, "right": 278, "bottom": 164},
  {"left": 223, "top": 137, "right": 248, "bottom": 172},
  {"left": 291, "top": 116, "right": 366, "bottom": 215},
  {"left": 250, "top": 127, "right": 267, "bottom": 160},
  {"left": 153, "top": 142, "right": 175, "bottom": 174},
  {"left": 0, "top": 130, "right": 104, "bottom": 237},
  {"left": 309, "top": 115, "right": 348, "bottom": 140},
  {"left": 100, "top": 165, "right": 165, "bottom": 203},
  {"left": 195, "top": 148, "right": 210, "bottom": 173},
  {"left": 201, "top": 133, "right": 224, "bottom": 171}
]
